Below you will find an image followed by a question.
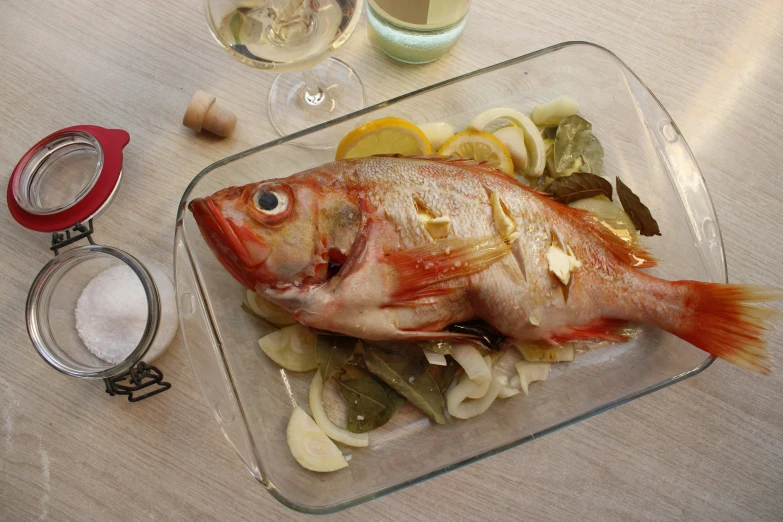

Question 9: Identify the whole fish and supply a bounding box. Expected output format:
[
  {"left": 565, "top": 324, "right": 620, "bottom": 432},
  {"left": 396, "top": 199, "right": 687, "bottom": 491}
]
[{"left": 189, "top": 156, "right": 780, "bottom": 373}]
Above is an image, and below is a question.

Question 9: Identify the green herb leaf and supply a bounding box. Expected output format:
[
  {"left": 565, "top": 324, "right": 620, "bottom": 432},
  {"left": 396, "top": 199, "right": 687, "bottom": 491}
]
[
  {"left": 543, "top": 126, "right": 558, "bottom": 140},
  {"left": 545, "top": 172, "right": 613, "bottom": 204},
  {"left": 346, "top": 387, "right": 406, "bottom": 433},
  {"left": 419, "top": 340, "right": 452, "bottom": 355},
  {"left": 364, "top": 345, "right": 446, "bottom": 424},
  {"left": 616, "top": 177, "right": 662, "bottom": 237},
  {"left": 554, "top": 115, "right": 593, "bottom": 172},
  {"left": 316, "top": 336, "right": 355, "bottom": 382},
  {"left": 581, "top": 135, "right": 604, "bottom": 175},
  {"left": 337, "top": 378, "right": 389, "bottom": 415},
  {"left": 427, "top": 358, "right": 459, "bottom": 393},
  {"left": 340, "top": 362, "right": 372, "bottom": 380},
  {"left": 229, "top": 11, "right": 243, "bottom": 44}
]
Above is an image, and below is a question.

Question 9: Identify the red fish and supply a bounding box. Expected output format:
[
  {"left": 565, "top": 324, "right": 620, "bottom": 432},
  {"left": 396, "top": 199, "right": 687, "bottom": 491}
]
[{"left": 189, "top": 156, "right": 781, "bottom": 373}]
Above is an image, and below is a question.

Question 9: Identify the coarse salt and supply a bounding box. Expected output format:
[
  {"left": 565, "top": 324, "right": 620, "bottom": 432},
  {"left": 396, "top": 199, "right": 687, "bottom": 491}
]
[{"left": 75, "top": 265, "right": 148, "bottom": 364}]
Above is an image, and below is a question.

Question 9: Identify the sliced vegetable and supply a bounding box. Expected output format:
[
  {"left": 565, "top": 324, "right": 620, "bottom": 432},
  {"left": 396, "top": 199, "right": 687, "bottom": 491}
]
[
  {"left": 468, "top": 108, "right": 546, "bottom": 177},
  {"left": 309, "top": 372, "right": 369, "bottom": 447},
  {"left": 515, "top": 361, "right": 551, "bottom": 395},
  {"left": 365, "top": 346, "right": 446, "bottom": 424},
  {"left": 492, "top": 126, "right": 528, "bottom": 172},
  {"left": 545, "top": 172, "right": 613, "bottom": 204},
  {"left": 456, "top": 355, "right": 494, "bottom": 400},
  {"left": 530, "top": 96, "right": 580, "bottom": 126},
  {"left": 515, "top": 342, "right": 575, "bottom": 363},
  {"left": 554, "top": 115, "right": 592, "bottom": 172},
  {"left": 286, "top": 407, "right": 347, "bottom": 472},
  {"left": 495, "top": 376, "right": 521, "bottom": 398},
  {"left": 422, "top": 348, "right": 448, "bottom": 366},
  {"left": 616, "top": 177, "right": 662, "bottom": 237},
  {"left": 446, "top": 373, "right": 502, "bottom": 419},
  {"left": 451, "top": 343, "right": 490, "bottom": 383},
  {"left": 246, "top": 289, "right": 296, "bottom": 326},
  {"left": 257, "top": 324, "right": 317, "bottom": 371},
  {"left": 316, "top": 336, "right": 356, "bottom": 381},
  {"left": 419, "top": 121, "right": 455, "bottom": 150},
  {"left": 569, "top": 195, "right": 638, "bottom": 245}
]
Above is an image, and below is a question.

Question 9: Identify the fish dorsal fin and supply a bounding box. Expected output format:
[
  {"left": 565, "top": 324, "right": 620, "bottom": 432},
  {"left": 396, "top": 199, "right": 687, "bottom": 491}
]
[
  {"left": 370, "top": 153, "right": 508, "bottom": 174},
  {"left": 563, "top": 204, "right": 658, "bottom": 269},
  {"left": 386, "top": 235, "right": 511, "bottom": 304}
]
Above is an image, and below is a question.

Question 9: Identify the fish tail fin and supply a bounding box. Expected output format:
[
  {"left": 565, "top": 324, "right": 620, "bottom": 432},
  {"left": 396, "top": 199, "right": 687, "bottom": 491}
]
[{"left": 666, "top": 283, "right": 783, "bottom": 374}]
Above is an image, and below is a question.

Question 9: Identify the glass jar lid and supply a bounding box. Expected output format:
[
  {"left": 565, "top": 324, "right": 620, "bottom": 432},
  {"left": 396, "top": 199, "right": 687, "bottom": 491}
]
[{"left": 7, "top": 125, "right": 129, "bottom": 232}]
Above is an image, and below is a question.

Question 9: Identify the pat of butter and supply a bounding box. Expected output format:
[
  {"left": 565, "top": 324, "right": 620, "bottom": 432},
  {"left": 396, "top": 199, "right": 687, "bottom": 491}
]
[
  {"left": 546, "top": 245, "right": 582, "bottom": 285},
  {"left": 490, "top": 191, "right": 516, "bottom": 241},
  {"left": 424, "top": 216, "right": 451, "bottom": 239}
]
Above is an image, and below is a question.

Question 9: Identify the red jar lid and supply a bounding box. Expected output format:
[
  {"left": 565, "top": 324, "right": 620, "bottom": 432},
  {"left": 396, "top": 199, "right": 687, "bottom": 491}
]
[{"left": 7, "top": 125, "right": 129, "bottom": 232}]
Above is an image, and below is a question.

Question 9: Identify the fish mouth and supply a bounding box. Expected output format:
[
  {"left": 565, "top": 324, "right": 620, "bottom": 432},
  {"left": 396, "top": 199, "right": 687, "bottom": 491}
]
[{"left": 189, "top": 197, "right": 271, "bottom": 289}]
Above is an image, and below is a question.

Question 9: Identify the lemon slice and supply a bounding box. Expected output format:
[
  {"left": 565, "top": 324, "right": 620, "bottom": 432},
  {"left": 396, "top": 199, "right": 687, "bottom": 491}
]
[
  {"left": 336, "top": 117, "right": 432, "bottom": 160},
  {"left": 437, "top": 130, "right": 514, "bottom": 175}
]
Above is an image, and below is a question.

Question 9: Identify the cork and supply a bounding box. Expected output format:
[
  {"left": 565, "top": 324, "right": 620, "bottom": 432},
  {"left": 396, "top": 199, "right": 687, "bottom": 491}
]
[{"left": 183, "top": 90, "right": 236, "bottom": 137}]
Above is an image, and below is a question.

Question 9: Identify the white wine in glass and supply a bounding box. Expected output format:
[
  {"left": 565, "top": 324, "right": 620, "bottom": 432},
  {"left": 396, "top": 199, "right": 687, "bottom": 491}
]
[{"left": 206, "top": 0, "right": 365, "bottom": 148}]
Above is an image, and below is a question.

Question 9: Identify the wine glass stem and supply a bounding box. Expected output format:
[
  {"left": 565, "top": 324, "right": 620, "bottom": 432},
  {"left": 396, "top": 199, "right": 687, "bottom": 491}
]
[{"left": 301, "top": 68, "right": 326, "bottom": 106}]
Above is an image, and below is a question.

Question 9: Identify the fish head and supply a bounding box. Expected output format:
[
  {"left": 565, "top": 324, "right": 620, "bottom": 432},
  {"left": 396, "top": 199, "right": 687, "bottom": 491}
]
[{"left": 188, "top": 174, "right": 361, "bottom": 290}]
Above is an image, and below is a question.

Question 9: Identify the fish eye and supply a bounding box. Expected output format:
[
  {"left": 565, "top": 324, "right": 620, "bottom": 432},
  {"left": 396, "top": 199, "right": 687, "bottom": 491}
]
[
  {"left": 245, "top": 182, "right": 294, "bottom": 225},
  {"left": 256, "top": 191, "right": 279, "bottom": 211},
  {"left": 253, "top": 188, "right": 289, "bottom": 216}
]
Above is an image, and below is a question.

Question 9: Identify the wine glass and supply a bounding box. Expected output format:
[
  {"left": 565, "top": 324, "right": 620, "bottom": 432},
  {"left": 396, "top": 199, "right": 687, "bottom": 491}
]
[{"left": 205, "top": 0, "right": 365, "bottom": 148}]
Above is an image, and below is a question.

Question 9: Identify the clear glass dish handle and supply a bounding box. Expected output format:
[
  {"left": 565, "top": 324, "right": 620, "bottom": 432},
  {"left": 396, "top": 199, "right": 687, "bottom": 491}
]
[
  {"left": 174, "top": 233, "right": 263, "bottom": 481},
  {"left": 627, "top": 74, "right": 727, "bottom": 284}
]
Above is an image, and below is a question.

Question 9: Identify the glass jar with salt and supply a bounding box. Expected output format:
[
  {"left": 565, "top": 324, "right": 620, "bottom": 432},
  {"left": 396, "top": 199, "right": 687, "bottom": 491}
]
[{"left": 8, "top": 126, "right": 177, "bottom": 401}]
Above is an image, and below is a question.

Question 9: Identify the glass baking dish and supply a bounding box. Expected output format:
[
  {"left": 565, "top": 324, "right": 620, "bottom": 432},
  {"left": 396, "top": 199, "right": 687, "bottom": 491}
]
[{"left": 174, "top": 42, "right": 723, "bottom": 513}]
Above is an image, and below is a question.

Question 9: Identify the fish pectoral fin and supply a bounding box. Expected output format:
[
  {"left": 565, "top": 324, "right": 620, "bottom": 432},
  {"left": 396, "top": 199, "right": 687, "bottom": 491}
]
[
  {"left": 386, "top": 235, "right": 510, "bottom": 305},
  {"left": 545, "top": 318, "right": 631, "bottom": 344}
]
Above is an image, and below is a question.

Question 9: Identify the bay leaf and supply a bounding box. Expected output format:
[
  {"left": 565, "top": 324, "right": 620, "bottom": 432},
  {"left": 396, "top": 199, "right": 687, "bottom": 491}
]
[
  {"left": 544, "top": 126, "right": 558, "bottom": 140},
  {"left": 554, "top": 115, "right": 592, "bottom": 172},
  {"left": 346, "top": 387, "right": 406, "bottom": 433},
  {"left": 419, "top": 340, "right": 452, "bottom": 355},
  {"left": 316, "top": 336, "right": 355, "bottom": 382},
  {"left": 581, "top": 135, "right": 604, "bottom": 175},
  {"left": 337, "top": 378, "right": 389, "bottom": 415},
  {"left": 545, "top": 172, "right": 613, "bottom": 204},
  {"left": 616, "top": 177, "right": 662, "bottom": 237},
  {"left": 427, "top": 358, "right": 460, "bottom": 393},
  {"left": 340, "top": 362, "right": 371, "bottom": 380},
  {"left": 364, "top": 345, "right": 446, "bottom": 424}
]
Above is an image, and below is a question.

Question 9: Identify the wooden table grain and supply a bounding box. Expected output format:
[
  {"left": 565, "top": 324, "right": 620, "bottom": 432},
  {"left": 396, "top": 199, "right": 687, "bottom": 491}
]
[{"left": 1, "top": 0, "right": 782, "bottom": 520}]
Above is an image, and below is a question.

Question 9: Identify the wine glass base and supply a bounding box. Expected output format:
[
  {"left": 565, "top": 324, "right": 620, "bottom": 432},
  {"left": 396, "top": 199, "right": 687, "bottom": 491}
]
[{"left": 268, "top": 58, "right": 365, "bottom": 149}]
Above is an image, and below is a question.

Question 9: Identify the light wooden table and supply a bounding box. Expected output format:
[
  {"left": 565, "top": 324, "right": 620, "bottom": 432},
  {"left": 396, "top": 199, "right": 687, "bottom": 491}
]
[{"left": 2, "top": 0, "right": 782, "bottom": 520}]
